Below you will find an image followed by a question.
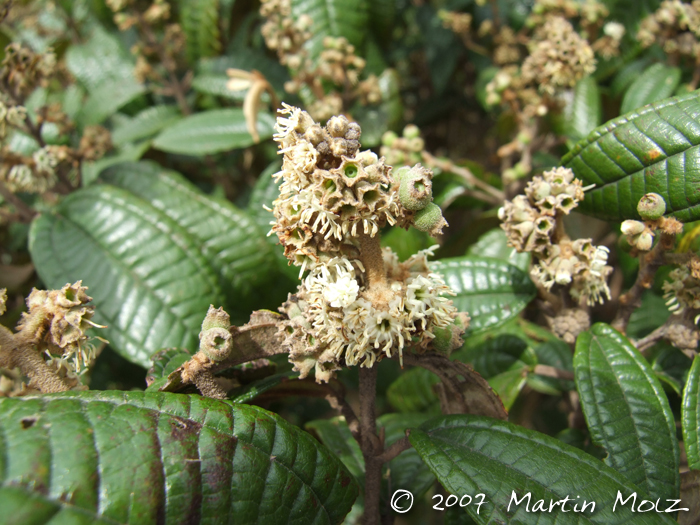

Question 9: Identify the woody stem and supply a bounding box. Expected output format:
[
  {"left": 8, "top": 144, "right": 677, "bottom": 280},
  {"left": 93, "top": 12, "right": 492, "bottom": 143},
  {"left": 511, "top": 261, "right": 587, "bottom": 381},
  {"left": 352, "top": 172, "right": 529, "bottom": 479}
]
[{"left": 358, "top": 232, "right": 387, "bottom": 290}]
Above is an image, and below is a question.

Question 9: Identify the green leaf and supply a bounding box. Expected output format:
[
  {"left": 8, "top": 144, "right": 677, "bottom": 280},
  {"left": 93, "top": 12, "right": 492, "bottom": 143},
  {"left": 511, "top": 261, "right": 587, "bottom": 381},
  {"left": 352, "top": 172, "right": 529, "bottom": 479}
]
[
  {"left": 431, "top": 256, "right": 536, "bottom": 335},
  {"left": 563, "top": 76, "right": 601, "bottom": 141},
  {"left": 563, "top": 89, "right": 700, "bottom": 222},
  {"left": 29, "top": 184, "right": 223, "bottom": 367},
  {"left": 367, "top": 0, "right": 395, "bottom": 43},
  {"left": 290, "top": 0, "right": 368, "bottom": 62},
  {"left": 111, "top": 105, "right": 183, "bottom": 147},
  {"left": 65, "top": 26, "right": 144, "bottom": 124},
  {"left": 0, "top": 391, "right": 359, "bottom": 524},
  {"left": 387, "top": 366, "right": 440, "bottom": 414},
  {"left": 410, "top": 414, "right": 676, "bottom": 524},
  {"left": 179, "top": 0, "right": 222, "bottom": 63},
  {"left": 620, "top": 63, "right": 682, "bottom": 115},
  {"left": 99, "top": 161, "right": 279, "bottom": 316},
  {"left": 306, "top": 417, "right": 365, "bottom": 481},
  {"left": 146, "top": 347, "right": 193, "bottom": 391},
  {"left": 81, "top": 77, "right": 147, "bottom": 125},
  {"left": 466, "top": 228, "right": 530, "bottom": 273},
  {"left": 683, "top": 356, "right": 700, "bottom": 470},
  {"left": 81, "top": 141, "right": 152, "bottom": 186},
  {"left": 65, "top": 26, "right": 138, "bottom": 92},
  {"left": 611, "top": 57, "right": 653, "bottom": 98},
  {"left": 574, "top": 323, "right": 680, "bottom": 501},
  {"left": 152, "top": 109, "right": 274, "bottom": 155}
]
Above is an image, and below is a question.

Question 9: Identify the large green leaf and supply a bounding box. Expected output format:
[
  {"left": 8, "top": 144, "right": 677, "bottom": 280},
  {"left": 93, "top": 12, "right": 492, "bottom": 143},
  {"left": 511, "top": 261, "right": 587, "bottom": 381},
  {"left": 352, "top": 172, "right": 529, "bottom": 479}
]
[
  {"left": 179, "top": 0, "right": 222, "bottom": 63},
  {"left": 574, "top": 323, "right": 680, "bottom": 501},
  {"left": 431, "top": 256, "right": 536, "bottom": 335},
  {"left": 65, "top": 25, "right": 137, "bottom": 92},
  {"left": 620, "top": 63, "right": 681, "bottom": 115},
  {"left": 81, "top": 78, "right": 147, "bottom": 125},
  {"left": 466, "top": 228, "right": 530, "bottom": 272},
  {"left": 290, "top": 0, "right": 368, "bottom": 62},
  {"left": 683, "top": 356, "right": 700, "bottom": 470},
  {"left": 152, "top": 109, "right": 275, "bottom": 155},
  {"left": 98, "top": 161, "right": 278, "bottom": 315},
  {"left": 564, "top": 76, "right": 601, "bottom": 141},
  {"left": 410, "top": 415, "right": 676, "bottom": 524},
  {"left": 0, "top": 391, "right": 358, "bottom": 524},
  {"left": 563, "top": 90, "right": 700, "bottom": 222},
  {"left": 65, "top": 26, "right": 144, "bottom": 124},
  {"left": 29, "top": 184, "right": 223, "bottom": 367},
  {"left": 111, "top": 105, "right": 182, "bottom": 147}
]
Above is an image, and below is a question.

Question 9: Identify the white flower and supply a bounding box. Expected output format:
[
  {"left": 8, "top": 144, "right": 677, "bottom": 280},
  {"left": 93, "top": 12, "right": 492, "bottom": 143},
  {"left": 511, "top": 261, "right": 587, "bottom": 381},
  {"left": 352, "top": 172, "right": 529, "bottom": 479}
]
[
  {"left": 604, "top": 22, "right": 625, "bottom": 41},
  {"left": 323, "top": 272, "right": 359, "bottom": 307}
]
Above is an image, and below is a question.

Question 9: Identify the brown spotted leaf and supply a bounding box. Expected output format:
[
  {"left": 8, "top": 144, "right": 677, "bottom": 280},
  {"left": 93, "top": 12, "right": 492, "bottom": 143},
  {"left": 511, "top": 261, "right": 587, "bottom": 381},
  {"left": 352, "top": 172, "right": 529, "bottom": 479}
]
[{"left": 0, "top": 391, "right": 358, "bottom": 525}]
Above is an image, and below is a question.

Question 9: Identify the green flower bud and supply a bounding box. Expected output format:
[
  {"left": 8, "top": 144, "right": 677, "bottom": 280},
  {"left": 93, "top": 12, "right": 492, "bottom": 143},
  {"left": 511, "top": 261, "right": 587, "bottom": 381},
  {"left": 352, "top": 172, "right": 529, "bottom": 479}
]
[
  {"left": 381, "top": 130, "right": 398, "bottom": 147},
  {"left": 637, "top": 193, "right": 666, "bottom": 220},
  {"left": 414, "top": 202, "right": 447, "bottom": 237},
  {"left": 403, "top": 124, "right": 420, "bottom": 139},
  {"left": 392, "top": 166, "right": 411, "bottom": 183},
  {"left": 201, "top": 305, "right": 231, "bottom": 331},
  {"left": 399, "top": 165, "right": 432, "bottom": 211},
  {"left": 199, "top": 305, "right": 233, "bottom": 362}
]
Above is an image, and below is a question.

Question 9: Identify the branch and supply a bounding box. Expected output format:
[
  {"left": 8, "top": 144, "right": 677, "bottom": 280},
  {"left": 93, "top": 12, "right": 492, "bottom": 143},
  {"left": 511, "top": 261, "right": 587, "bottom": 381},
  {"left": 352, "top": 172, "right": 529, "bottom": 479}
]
[
  {"left": 533, "top": 364, "right": 574, "bottom": 381},
  {"left": 359, "top": 365, "right": 382, "bottom": 525},
  {"left": 422, "top": 151, "right": 505, "bottom": 205},
  {"left": 376, "top": 435, "right": 411, "bottom": 464}
]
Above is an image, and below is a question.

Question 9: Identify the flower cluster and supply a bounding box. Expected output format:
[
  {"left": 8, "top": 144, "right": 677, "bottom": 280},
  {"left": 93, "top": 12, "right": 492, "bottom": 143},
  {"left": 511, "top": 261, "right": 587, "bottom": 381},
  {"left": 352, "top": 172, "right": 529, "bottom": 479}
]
[
  {"left": 500, "top": 167, "right": 613, "bottom": 305},
  {"left": 380, "top": 125, "right": 425, "bottom": 167},
  {"left": 270, "top": 105, "right": 462, "bottom": 381},
  {"left": 521, "top": 17, "right": 596, "bottom": 96},
  {"left": 1, "top": 43, "right": 56, "bottom": 98},
  {"left": 259, "top": 1, "right": 381, "bottom": 120},
  {"left": 280, "top": 249, "right": 461, "bottom": 381},
  {"left": 271, "top": 104, "right": 410, "bottom": 271},
  {"left": 638, "top": 0, "right": 700, "bottom": 60},
  {"left": 17, "top": 281, "right": 103, "bottom": 380},
  {"left": 664, "top": 267, "right": 700, "bottom": 315}
]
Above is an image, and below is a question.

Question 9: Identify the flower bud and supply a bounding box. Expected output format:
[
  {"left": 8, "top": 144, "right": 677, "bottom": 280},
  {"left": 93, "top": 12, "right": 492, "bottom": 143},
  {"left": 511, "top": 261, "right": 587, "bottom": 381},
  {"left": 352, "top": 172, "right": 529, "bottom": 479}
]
[
  {"left": 414, "top": 202, "right": 447, "bottom": 236},
  {"left": 398, "top": 165, "right": 432, "bottom": 211},
  {"left": 381, "top": 130, "right": 398, "bottom": 147},
  {"left": 637, "top": 193, "right": 666, "bottom": 220},
  {"left": 403, "top": 124, "right": 420, "bottom": 139},
  {"left": 621, "top": 220, "right": 645, "bottom": 236},
  {"left": 635, "top": 231, "right": 654, "bottom": 251}
]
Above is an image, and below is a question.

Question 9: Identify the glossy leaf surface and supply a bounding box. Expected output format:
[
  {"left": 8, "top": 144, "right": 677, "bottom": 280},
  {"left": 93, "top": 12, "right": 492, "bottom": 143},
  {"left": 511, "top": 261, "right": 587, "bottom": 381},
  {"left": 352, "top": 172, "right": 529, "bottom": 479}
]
[
  {"left": 152, "top": 109, "right": 274, "bottom": 155},
  {"left": 574, "top": 323, "right": 680, "bottom": 501},
  {"left": 99, "top": 161, "right": 276, "bottom": 315},
  {"left": 410, "top": 415, "right": 675, "bottom": 524},
  {"left": 620, "top": 63, "right": 681, "bottom": 115},
  {"left": 431, "top": 256, "right": 536, "bottom": 334},
  {"left": 683, "top": 356, "right": 700, "bottom": 470},
  {"left": 0, "top": 391, "right": 358, "bottom": 524},
  {"left": 563, "top": 90, "right": 700, "bottom": 222},
  {"left": 29, "top": 185, "right": 223, "bottom": 367}
]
